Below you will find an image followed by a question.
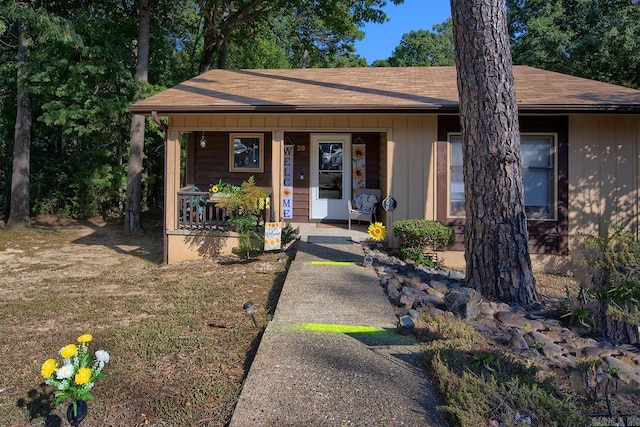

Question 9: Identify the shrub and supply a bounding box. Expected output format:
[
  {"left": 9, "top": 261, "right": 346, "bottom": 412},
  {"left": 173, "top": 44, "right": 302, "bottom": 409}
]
[
  {"left": 216, "top": 176, "right": 269, "bottom": 259},
  {"left": 393, "top": 219, "right": 454, "bottom": 267},
  {"left": 280, "top": 222, "right": 300, "bottom": 247},
  {"left": 576, "top": 223, "right": 640, "bottom": 341},
  {"left": 393, "top": 219, "right": 455, "bottom": 250}
]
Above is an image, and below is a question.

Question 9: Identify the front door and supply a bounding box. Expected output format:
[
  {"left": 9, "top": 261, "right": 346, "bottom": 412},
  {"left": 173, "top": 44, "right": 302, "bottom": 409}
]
[{"left": 310, "top": 133, "right": 351, "bottom": 220}]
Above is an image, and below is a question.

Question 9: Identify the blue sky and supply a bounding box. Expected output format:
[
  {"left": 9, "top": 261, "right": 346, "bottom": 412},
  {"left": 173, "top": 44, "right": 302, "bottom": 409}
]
[{"left": 354, "top": 0, "right": 452, "bottom": 64}]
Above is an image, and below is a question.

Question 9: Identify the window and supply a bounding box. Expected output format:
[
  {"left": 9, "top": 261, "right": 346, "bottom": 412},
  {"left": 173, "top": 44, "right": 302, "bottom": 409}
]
[
  {"left": 229, "top": 133, "right": 264, "bottom": 172},
  {"left": 448, "top": 134, "right": 557, "bottom": 220}
]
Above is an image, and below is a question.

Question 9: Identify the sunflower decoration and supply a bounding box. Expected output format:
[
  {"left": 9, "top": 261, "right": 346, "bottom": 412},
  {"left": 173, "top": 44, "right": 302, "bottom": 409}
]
[
  {"left": 353, "top": 146, "right": 365, "bottom": 160},
  {"left": 282, "top": 188, "right": 292, "bottom": 198},
  {"left": 367, "top": 222, "right": 387, "bottom": 242},
  {"left": 210, "top": 184, "right": 220, "bottom": 193},
  {"left": 352, "top": 166, "right": 364, "bottom": 180}
]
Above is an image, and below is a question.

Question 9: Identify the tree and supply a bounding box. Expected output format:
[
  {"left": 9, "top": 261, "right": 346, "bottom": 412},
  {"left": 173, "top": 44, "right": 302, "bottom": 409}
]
[
  {"left": 196, "top": 0, "right": 404, "bottom": 72},
  {"left": 3, "top": 1, "right": 79, "bottom": 228},
  {"left": 374, "top": 19, "right": 454, "bottom": 67},
  {"left": 6, "top": 7, "right": 31, "bottom": 230},
  {"left": 507, "top": 0, "right": 640, "bottom": 89},
  {"left": 450, "top": 0, "right": 539, "bottom": 305},
  {"left": 125, "top": 0, "right": 152, "bottom": 233}
]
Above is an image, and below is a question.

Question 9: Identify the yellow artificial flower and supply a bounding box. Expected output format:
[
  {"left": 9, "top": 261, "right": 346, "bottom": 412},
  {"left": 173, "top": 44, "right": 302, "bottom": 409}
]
[
  {"left": 41, "top": 358, "right": 58, "bottom": 379},
  {"left": 368, "top": 222, "right": 387, "bottom": 242},
  {"left": 77, "top": 334, "right": 93, "bottom": 344},
  {"left": 60, "top": 344, "right": 78, "bottom": 359},
  {"left": 74, "top": 367, "right": 92, "bottom": 385},
  {"left": 210, "top": 185, "right": 220, "bottom": 193}
]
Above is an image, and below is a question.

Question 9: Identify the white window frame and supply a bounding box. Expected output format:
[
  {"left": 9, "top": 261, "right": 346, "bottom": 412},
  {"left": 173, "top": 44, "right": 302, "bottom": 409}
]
[{"left": 446, "top": 133, "right": 558, "bottom": 221}]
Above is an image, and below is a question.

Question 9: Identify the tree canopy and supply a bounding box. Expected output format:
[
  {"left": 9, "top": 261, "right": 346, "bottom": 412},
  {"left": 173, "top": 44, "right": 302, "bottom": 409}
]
[
  {"left": 0, "top": 0, "right": 402, "bottom": 221},
  {"left": 508, "top": 0, "right": 640, "bottom": 89},
  {"left": 373, "top": 19, "right": 454, "bottom": 67}
]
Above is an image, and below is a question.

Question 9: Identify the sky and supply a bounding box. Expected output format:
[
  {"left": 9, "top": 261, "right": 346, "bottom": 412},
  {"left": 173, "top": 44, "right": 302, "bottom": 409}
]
[{"left": 354, "top": 0, "right": 452, "bottom": 64}]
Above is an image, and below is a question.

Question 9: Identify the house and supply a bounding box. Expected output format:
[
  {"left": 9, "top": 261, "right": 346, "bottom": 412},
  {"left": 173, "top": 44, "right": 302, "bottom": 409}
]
[{"left": 129, "top": 66, "right": 640, "bottom": 271}]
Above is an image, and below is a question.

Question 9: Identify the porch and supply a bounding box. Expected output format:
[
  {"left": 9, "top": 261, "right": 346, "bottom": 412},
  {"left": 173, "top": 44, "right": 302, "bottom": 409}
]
[{"left": 176, "top": 190, "right": 272, "bottom": 231}]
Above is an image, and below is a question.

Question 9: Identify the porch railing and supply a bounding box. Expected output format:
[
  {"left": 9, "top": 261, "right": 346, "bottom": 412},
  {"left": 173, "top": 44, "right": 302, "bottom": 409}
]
[{"left": 176, "top": 191, "right": 272, "bottom": 231}]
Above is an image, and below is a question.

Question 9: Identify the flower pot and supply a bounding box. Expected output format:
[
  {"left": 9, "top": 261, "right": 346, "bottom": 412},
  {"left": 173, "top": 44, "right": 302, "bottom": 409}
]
[{"left": 66, "top": 400, "right": 87, "bottom": 426}]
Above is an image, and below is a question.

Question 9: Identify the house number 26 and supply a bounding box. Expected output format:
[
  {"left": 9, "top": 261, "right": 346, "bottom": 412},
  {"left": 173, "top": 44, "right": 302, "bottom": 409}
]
[{"left": 296, "top": 145, "right": 306, "bottom": 151}]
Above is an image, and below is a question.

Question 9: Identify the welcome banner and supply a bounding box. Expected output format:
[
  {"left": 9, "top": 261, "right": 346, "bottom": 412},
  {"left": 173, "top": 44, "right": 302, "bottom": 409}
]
[{"left": 282, "top": 145, "right": 294, "bottom": 219}]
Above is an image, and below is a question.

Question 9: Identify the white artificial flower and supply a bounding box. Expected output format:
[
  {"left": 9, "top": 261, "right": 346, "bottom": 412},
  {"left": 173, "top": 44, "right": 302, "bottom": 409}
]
[
  {"left": 95, "top": 350, "right": 110, "bottom": 368},
  {"left": 56, "top": 364, "right": 74, "bottom": 379}
]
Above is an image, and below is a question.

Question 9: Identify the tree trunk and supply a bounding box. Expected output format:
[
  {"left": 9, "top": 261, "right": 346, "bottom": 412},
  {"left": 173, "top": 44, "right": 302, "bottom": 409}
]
[
  {"left": 6, "top": 19, "right": 32, "bottom": 230},
  {"left": 124, "top": 0, "right": 151, "bottom": 233},
  {"left": 450, "top": 0, "right": 539, "bottom": 305}
]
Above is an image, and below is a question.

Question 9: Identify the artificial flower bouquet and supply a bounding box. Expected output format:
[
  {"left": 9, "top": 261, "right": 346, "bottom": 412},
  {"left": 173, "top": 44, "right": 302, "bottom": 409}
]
[
  {"left": 41, "top": 334, "right": 110, "bottom": 416},
  {"left": 209, "top": 179, "right": 239, "bottom": 195}
]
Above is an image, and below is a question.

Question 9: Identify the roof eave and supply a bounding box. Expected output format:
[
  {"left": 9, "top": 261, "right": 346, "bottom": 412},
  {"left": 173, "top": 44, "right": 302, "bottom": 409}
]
[{"left": 128, "top": 103, "right": 640, "bottom": 116}]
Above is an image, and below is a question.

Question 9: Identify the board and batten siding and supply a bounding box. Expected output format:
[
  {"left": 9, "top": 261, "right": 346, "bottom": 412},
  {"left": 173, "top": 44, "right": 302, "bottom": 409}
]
[{"left": 569, "top": 115, "right": 640, "bottom": 247}]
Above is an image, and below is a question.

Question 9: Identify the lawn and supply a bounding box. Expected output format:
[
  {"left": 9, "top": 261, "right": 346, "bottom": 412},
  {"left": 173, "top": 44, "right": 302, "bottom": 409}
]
[{"left": 0, "top": 217, "right": 287, "bottom": 426}]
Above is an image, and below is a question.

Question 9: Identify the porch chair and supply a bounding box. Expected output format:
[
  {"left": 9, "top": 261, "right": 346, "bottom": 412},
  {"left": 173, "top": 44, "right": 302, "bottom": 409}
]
[{"left": 348, "top": 188, "right": 382, "bottom": 230}]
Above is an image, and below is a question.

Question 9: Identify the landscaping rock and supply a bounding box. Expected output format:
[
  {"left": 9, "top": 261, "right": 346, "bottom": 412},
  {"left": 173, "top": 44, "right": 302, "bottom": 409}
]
[
  {"left": 509, "top": 328, "right": 529, "bottom": 350},
  {"left": 444, "top": 287, "right": 483, "bottom": 319},
  {"left": 428, "top": 280, "right": 450, "bottom": 295},
  {"left": 494, "top": 311, "right": 544, "bottom": 331},
  {"left": 361, "top": 242, "right": 640, "bottom": 413}
]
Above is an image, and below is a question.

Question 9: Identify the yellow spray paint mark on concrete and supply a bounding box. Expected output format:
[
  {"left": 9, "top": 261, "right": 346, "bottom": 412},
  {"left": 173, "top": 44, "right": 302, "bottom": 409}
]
[
  {"left": 302, "top": 323, "right": 384, "bottom": 334},
  {"left": 310, "top": 261, "right": 356, "bottom": 266}
]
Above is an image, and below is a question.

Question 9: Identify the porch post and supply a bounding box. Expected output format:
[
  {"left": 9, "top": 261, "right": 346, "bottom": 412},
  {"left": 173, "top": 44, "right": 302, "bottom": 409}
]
[
  {"left": 164, "top": 129, "right": 181, "bottom": 263},
  {"left": 272, "top": 131, "right": 284, "bottom": 221}
]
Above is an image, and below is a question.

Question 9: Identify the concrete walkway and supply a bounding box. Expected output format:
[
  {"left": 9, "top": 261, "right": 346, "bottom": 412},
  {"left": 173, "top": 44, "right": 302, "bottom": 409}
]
[{"left": 229, "top": 225, "right": 448, "bottom": 426}]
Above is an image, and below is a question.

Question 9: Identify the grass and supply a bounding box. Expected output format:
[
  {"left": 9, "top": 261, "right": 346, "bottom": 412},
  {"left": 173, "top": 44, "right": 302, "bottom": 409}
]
[
  {"left": 0, "top": 218, "right": 287, "bottom": 426},
  {"left": 416, "top": 314, "right": 588, "bottom": 427}
]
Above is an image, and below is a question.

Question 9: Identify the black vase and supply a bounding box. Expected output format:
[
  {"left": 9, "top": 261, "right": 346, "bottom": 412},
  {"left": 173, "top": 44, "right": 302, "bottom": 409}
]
[{"left": 66, "top": 400, "right": 87, "bottom": 426}]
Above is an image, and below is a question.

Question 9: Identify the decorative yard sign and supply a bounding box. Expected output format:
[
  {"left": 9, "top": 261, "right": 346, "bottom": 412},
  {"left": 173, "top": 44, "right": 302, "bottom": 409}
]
[
  {"left": 282, "top": 145, "right": 294, "bottom": 219},
  {"left": 264, "top": 222, "right": 284, "bottom": 250}
]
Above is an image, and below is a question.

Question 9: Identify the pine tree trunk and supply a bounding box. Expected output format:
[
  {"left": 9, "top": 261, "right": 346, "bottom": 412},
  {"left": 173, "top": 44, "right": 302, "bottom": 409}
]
[
  {"left": 124, "top": 0, "right": 151, "bottom": 233},
  {"left": 450, "top": 0, "right": 539, "bottom": 305},
  {"left": 6, "top": 20, "right": 32, "bottom": 230}
]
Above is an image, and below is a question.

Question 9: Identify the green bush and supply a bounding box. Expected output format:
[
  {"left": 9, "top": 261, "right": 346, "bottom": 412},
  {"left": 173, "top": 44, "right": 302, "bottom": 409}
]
[
  {"left": 579, "top": 223, "right": 640, "bottom": 302},
  {"left": 393, "top": 219, "right": 455, "bottom": 250},
  {"left": 280, "top": 222, "right": 300, "bottom": 247},
  {"left": 393, "top": 219, "right": 454, "bottom": 267},
  {"left": 217, "top": 176, "right": 269, "bottom": 259}
]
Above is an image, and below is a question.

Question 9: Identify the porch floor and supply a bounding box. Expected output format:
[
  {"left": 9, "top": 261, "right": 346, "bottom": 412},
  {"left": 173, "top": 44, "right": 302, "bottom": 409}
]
[{"left": 292, "top": 222, "right": 372, "bottom": 244}]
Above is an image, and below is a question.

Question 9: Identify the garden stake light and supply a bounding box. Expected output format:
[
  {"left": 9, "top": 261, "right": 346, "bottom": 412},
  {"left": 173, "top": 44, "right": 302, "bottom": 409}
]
[{"left": 243, "top": 301, "right": 258, "bottom": 328}]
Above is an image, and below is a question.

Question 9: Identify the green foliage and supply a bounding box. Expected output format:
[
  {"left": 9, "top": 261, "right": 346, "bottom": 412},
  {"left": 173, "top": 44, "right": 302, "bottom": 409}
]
[
  {"left": 230, "top": 215, "right": 263, "bottom": 259},
  {"left": 393, "top": 219, "right": 454, "bottom": 251},
  {"left": 578, "top": 223, "right": 640, "bottom": 305},
  {"left": 508, "top": 0, "right": 640, "bottom": 89},
  {"left": 420, "top": 314, "right": 586, "bottom": 426},
  {"left": 217, "top": 177, "right": 269, "bottom": 259},
  {"left": 398, "top": 245, "right": 437, "bottom": 268},
  {"left": 380, "top": 19, "right": 455, "bottom": 67},
  {"left": 394, "top": 219, "right": 453, "bottom": 268},
  {"left": 280, "top": 222, "right": 300, "bottom": 247}
]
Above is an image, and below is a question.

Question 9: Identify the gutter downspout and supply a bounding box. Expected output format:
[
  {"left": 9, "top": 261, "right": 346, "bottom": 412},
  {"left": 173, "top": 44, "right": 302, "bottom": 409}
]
[{"left": 151, "top": 111, "right": 169, "bottom": 264}]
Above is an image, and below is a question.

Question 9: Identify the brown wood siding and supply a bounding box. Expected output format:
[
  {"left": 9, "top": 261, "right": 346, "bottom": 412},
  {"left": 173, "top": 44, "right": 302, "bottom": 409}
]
[
  {"left": 437, "top": 115, "right": 569, "bottom": 255},
  {"left": 193, "top": 131, "right": 273, "bottom": 193}
]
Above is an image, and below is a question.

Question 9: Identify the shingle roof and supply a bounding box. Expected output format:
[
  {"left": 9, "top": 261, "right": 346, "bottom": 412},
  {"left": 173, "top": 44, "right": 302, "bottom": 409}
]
[{"left": 129, "top": 66, "right": 640, "bottom": 114}]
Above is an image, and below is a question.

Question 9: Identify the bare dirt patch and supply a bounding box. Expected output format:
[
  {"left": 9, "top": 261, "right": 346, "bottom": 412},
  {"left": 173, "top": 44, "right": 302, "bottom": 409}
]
[{"left": 0, "top": 216, "right": 288, "bottom": 426}]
